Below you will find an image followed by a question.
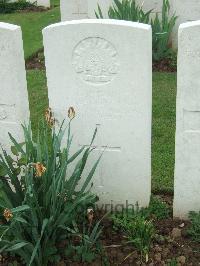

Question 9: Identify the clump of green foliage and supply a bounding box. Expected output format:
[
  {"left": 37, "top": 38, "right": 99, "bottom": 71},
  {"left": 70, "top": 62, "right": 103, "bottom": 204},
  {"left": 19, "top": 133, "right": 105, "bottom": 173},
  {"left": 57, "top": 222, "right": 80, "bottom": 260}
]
[
  {"left": 112, "top": 207, "right": 155, "bottom": 262},
  {"left": 64, "top": 221, "right": 104, "bottom": 263},
  {"left": 0, "top": 0, "right": 38, "bottom": 14},
  {"left": 187, "top": 211, "right": 200, "bottom": 243},
  {"left": 95, "top": 0, "right": 152, "bottom": 24},
  {"left": 167, "top": 258, "right": 177, "bottom": 266},
  {"left": 95, "top": 0, "right": 177, "bottom": 62},
  {"left": 111, "top": 196, "right": 171, "bottom": 262},
  {"left": 151, "top": 0, "right": 177, "bottom": 61},
  {"left": 145, "top": 196, "right": 171, "bottom": 220},
  {"left": 0, "top": 109, "right": 103, "bottom": 265}
]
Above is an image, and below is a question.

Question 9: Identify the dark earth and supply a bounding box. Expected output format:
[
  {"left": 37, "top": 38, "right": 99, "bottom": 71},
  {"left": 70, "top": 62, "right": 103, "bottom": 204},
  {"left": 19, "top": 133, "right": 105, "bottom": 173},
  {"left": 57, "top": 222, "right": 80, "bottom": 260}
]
[
  {"left": 0, "top": 194, "right": 199, "bottom": 266},
  {"left": 26, "top": 49, "right": 45, "bottom": 70},
  {"left": 18, "top": 6, "right": 49, "bottom": 13},
  {"left": 153, "top": 58, "right": 177, "bottom": 73}
]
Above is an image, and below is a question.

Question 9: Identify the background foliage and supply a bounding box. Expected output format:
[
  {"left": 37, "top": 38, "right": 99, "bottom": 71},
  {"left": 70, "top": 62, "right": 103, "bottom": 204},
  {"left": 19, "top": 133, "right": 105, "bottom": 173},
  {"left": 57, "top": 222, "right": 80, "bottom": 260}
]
[{"left": 95, "top": 0, "right": 177, "bottom": 61}]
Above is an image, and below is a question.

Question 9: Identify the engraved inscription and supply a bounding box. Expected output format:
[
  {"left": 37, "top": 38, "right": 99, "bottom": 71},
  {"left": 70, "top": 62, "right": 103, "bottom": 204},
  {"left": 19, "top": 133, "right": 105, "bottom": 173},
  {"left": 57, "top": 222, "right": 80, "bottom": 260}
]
[
  {"left": 183, "top": 109, "right": 200, "bottom": 131},
  {"left": 0, "top": 104, "right": 16, "bottom": 122},
  {"left": 0, "top": 44, "right": 7, "bottom": 57},
  {"left": 79, "top": 144, "right": 121, "bottom": 152},
  {"left": 72, "top": 37, "right": 120, "bottom": 85},
  {"left": 78, "top": 124, "right": 122, "bottom": 152},
  {"left": 185, "top": 50, "right": 200, "bottom": 58},
  {"left": 0, "top": 107, "right": 7, "bottom": 120},
  {"left": 73, "top": 0, "right": 80, "bottom": 13},
  {"left": 72, "top": 0, "right": 87, "bottom": 15}
]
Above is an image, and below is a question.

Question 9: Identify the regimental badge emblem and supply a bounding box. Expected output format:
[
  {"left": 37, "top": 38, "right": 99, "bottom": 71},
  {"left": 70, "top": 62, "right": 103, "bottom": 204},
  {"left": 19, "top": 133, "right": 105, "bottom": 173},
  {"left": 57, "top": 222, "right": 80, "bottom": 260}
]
[{"left": 72, "top": 37, "right": 120, "bottom": 85}]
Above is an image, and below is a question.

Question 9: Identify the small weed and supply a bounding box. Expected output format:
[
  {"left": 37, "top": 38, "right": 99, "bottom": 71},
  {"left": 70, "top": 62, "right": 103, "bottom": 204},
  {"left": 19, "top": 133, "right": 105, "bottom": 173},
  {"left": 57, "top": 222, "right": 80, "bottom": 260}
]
[
  {"left": 112, "top": 209, "right": 155, "bottom": 262},
  {"left": 7, "top": 262, "right": 19, "bottom": 266},
  {"left": 167, "top": 258, "right": 177, "bottom": 266},
  {"left": 64, "top": 219, "right": 104, "bottom": 263},
  {"left": 188, "top": 211, "right": 200, "bottom": 243},
  {"left": 111, "top": 195, "right": 171, "bottom": 262},
  {"left": 146, "top": 196, "right": 171, "bottom": 220},
  {"left": 168, "top": 52, "right": 177, "bottom": 70}
]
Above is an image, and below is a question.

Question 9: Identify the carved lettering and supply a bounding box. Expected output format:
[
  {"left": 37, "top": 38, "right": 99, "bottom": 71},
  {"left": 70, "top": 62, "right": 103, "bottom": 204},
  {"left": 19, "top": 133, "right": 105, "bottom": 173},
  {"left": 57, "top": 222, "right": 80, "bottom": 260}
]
[
  {"left": 0, "top": 104, "right": 16, "bottom": 122},
  {"left": 183, "top": 109, "right": 200, "bottom": 131},
  {"left": 185, "top": 50, "right": 200, "bottom": 57}
]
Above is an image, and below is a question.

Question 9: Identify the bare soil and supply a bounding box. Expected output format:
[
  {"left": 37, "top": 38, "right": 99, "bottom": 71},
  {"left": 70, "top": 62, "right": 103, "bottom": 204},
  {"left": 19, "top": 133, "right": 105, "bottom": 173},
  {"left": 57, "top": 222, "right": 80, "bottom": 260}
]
[
  {"left": 153, "top": 58, "right": 177, "bottom": 73},
  {"left": 1, "top": 194, "right": 199, "bottom": 266},
  {"left": 18, "top": 6, "right": 49, "bottom": 13},
  {"left": 26, "top": 49, "right": 45, "bottom": 70},
  {"left": 63, "top": 217, "right": 199, "bottom": 265}
]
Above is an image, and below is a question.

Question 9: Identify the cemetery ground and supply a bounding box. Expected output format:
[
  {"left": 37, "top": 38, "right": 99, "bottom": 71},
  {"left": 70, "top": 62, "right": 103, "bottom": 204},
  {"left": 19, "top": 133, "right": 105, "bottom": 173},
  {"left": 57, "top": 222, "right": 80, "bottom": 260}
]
[
  {"left": 8, "top": 59, "right": 199, "bottom": 266},
  {"left": 0, "top": 2, "right": 176, "bottom": 191},
  {"left": 0, "top": 4, "right": 177, "bottom": 192},
  {"left": 1, "top": 192, "right": 200, "bottom": 265},
  {"left": 0, "top": 4, "right": 200, "bottom": 266}
]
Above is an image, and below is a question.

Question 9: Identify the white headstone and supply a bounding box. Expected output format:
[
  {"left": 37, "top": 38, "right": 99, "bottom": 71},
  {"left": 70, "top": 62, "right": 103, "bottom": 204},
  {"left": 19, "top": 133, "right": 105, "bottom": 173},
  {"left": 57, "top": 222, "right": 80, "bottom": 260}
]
[
  {"left": 174, "top": 21, "right": 200, "bottom": 219},
  {"left": 136, "top": 0, "right": 163, "bottom": 14},
  {"left": 43, "top": 19, "right": 152, "bottom": 208},
  {"left": 60, "top": 0, "right": 163, "bottom": 21},
  {"left": 0, "top": 23, "right": 29, "bottom": 152},
  {"left": 87, "top": 0, "right": 111, "bottom": 18},
  {"left": 61, "top": 0, "right": 200, "bottom": 49},
  {"left": 60, "top": 0, "right": 88, "bottom": 21},
  {"left": 10, "top": 0, "right": 51, "bottom": 8},
  {"left": 171, "top": 0, "right": 200, "bottom": 49},
  {"left": 86, "top": 0, "right": 163, "bottom": 19},
  {"left": 34, "top": 0, "right": 50, "bottom": 8}
]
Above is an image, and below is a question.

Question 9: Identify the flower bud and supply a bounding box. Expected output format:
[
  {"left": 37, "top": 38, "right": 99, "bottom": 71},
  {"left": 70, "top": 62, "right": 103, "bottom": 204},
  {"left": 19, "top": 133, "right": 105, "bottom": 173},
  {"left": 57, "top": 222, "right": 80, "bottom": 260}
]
[
  {"left": 68, "top": 107, "right": 75, "bottom": 120},
  {"left": 3, "top": 208, "right": 13, "bottom": 222},
  {"left": 33, "top": 162, "right": 46, "bottom": 177},
  {"left": 45, "top": 107, "right": 55, "bottom": 127}
]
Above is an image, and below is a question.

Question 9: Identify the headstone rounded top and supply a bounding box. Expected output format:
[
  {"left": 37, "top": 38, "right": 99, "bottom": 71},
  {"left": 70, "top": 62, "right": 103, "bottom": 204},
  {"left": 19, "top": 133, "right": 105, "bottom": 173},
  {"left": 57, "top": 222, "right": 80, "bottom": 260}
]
[
  {"left": 0, "top": 22, "right": 20, "bottom": 31},
  {"left": 43, "top": 19, "right": 151, "bottom": 32},
  {"left": 179, "top": 20, "right": 200, "bottom": 30}
]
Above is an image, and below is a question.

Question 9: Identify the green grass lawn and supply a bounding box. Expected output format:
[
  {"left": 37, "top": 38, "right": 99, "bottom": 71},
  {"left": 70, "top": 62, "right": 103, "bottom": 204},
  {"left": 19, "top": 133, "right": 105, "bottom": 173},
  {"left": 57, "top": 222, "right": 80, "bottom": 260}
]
[
  {"left": 152, "top": 73, "right": 176, "bottom": 192},
  {"left": 26, "top": 70, "right": 177, "bottom": 192},
  {"left": 0, "top": 4, "right": 60, "bottom": 59},
  {"left": 27, "top": 70, "right": 48, "bottom": 134}
]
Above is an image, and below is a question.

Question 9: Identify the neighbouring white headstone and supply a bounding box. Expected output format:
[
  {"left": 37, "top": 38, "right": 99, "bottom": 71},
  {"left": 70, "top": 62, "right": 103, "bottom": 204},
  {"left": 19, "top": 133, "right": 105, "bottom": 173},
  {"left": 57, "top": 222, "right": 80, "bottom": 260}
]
[
  {"left": 43, "top": 19, "right": 152, "bottom": 208},
  {"left": 174, "top": 21, "right": 200, "bottom": 219},
  {"left": 33, "top": 0, "right": 50, "bottom": 8},
  {"left": 60, "top": 0, "right": 88, "bottom": 21},
  {"left": 60, "top": 0, "right": 200, "bottom": 50},
  {"left": 0, "top": 23, "right": 29, "bottom": 152},
  {"left": 87, "top": 0, "right": 164, "bottom": 19},
  {"left": 171, "top": 0, "right": 200, "bottom": 49},
  {"left": 87, "top": 0, "right": 111, "bottom": 18},
  {"left": 8, "top": 0, "right": 50, "bottom": 8},
  {"left": 137, "top": 0, "right": 163, "bottom": 14},
  {"left": 67, "top": 0, "right": 163, "bottom": 20}
]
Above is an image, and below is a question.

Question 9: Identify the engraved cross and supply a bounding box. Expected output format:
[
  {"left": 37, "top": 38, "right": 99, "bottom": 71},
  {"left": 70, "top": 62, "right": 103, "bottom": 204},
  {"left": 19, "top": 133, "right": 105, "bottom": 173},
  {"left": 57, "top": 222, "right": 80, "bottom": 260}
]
[
  {"left": 73, "top": 0, "right": 82, "bottom": 15},
  {"left": 79, "top": 125, "right": 121, "bottom": 153}
]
